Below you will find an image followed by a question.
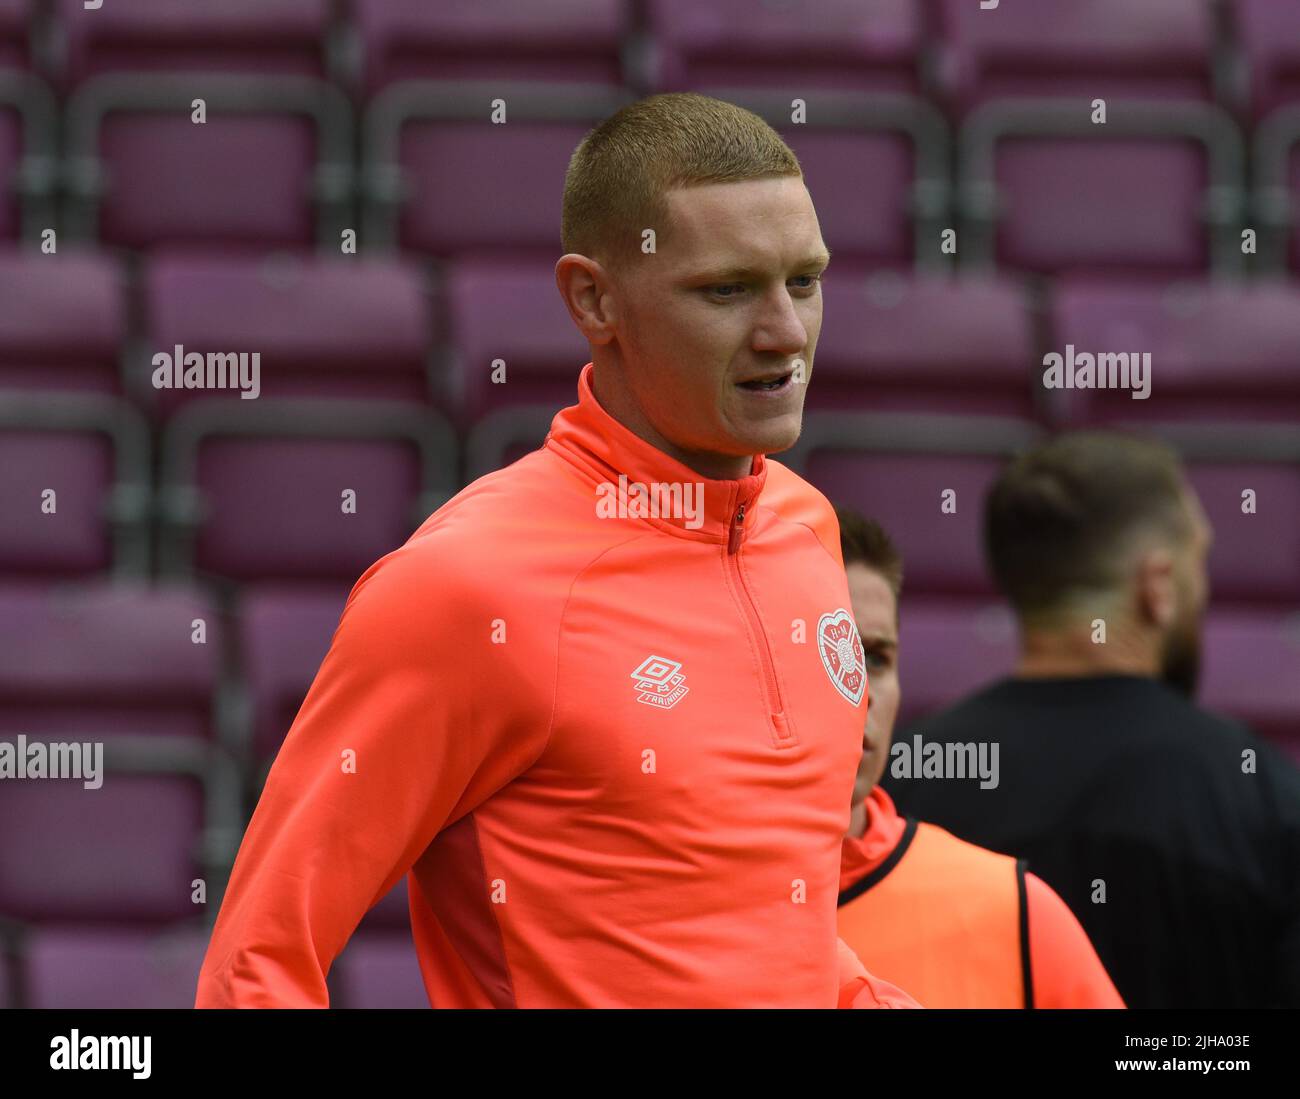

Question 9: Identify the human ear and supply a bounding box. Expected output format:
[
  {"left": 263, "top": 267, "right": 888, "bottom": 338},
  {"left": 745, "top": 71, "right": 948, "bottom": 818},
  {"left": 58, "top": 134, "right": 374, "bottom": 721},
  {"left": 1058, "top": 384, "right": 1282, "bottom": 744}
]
[
  {"left": 1135, "top": 548, "right": 1177, "bottom": 628},
  {"left": 555, "top": 255, "right": 617, "bottom": 346}
]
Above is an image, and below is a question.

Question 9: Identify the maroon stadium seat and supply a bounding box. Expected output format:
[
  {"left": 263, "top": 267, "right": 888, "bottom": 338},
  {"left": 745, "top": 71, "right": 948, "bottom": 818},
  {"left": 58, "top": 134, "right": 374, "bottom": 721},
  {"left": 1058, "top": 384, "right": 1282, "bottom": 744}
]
[
  {"left": 1235, "top": 0, "right": 1300, "bottom": 120},
  {"left": 53, "top": 0, "right": 329, "bottom": 91},
  {"left": 813, "top": 268, "right": 1037, "bottom": 417},
  {"left": 0, "top": 775, "right": 205, "bottom": 923},
  {"left": 0, "top": 580, "right": 240, "bottom": 1007},
  {"left": 64, "top": 72, "right": 351, "bottom": 250},
  {"left": 354, "top": 0, "right": 629, "bottom": 98},
  {"left": 0, "top": 248, "right": 124, "bottom": 394},
  {"left": 937, "top": 0, "right": 1214, "bottom": 112},
  {"left": 962, "top": 122, "right": 1242, "bottom": 277},
  {"left": 238, "top": 583, "right": 348, "bottom": 764},
  {"left": 397, "top": 121, "right": 580, "bottom": 255},
  {"left": 362, "top": 881, "right": 411, "bottom": 931},
  {"left": 158, "top": 404, "right": 454, "bottom": 584},
  {"left": 958, "top": 91, "right": 1244, "bottom": 277},
  {"left": 333, "top": 931, "right": 428, "bottom": 1008},
  {"left": 798, "top": 426, "right": 1042, "bottom": 597},
  {"left": 1185, "top": 459, "right": 1300, "bottom": 605},
  {"left": 781, "top": 125, "right": 923, "bottom": 269},
  {"left": 1202, "top": 608, "right": 1300, "bottom": 761},
  {"left": 0, "top": 426, "right": 113, "bottom": 574},
  {"left": 1049, "top": 278, "right": 1300, "bottom": 427},
  {"left": 142, "top": 249, "right": 434, "bottom": 414},
  {"left": 22, "top": 925, "right": 210, "bottom": 1008},
  {"left": 353, "top": 878, "right": 411, "bottom": 947},
  {"left": 362, "top": 84, "right": 628, "bottom": 256},
  {"left": 649, "top": 0, "right": 921, "bottom": 96},
  {"left": 0, "top": 392, "right": 149, "bottom": 576},
  {"left": 146, "top": 255, "right": 456, "bottom": 583},
  {"left": 447, "top": 254, "right": 589, "bottom": 427},
  {"left": 668, "top": 88, "right": 949, "bottom": 271},
  {"left": 895, "top": 596, "right": 1018, "bottom": 727},
  {"left": 0, "top": 581, "right": 222, "bottom": 741},
  {"left": 466, "top": 424, "right": 551, "bottom": 480}
]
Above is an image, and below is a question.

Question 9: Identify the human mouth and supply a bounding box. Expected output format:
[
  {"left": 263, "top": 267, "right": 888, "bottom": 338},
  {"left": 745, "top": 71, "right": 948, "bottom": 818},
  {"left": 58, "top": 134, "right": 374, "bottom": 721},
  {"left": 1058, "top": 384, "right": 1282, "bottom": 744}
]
[{"left": 735, "top": 369, "right": 795, "bottom": 396}]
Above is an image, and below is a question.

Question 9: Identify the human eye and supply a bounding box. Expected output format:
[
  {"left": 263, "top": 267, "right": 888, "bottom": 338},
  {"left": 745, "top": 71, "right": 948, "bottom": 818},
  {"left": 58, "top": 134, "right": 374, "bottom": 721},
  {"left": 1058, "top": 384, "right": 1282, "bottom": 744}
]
[
  {"left": 863, "top": 647, "right": 893, "bottom": 671},
  {"left": 789, "top": 273, "right": 823, "bottom": 292}
]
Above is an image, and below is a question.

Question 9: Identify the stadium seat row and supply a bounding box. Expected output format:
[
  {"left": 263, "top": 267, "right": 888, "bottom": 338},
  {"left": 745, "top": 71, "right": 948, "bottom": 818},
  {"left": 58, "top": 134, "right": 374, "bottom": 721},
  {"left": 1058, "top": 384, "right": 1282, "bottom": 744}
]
[
  {"left": 3, "top": 385, "right": 1298, "bottom": 593},
  {"left": 4, "top": 69, "right": 1300, "bottom": 272},
  {"left": 2, "top": 1, "right": 1299, "bottom": 119},
  {"left": 4, "top": 248, "right": 1300, "bottom": 427}
]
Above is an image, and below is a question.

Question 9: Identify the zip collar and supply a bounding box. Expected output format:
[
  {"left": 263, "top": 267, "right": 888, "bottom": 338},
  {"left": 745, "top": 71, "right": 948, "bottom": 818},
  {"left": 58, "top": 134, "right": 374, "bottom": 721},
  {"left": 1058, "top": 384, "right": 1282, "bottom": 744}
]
[
  {"left": 546, "top": 362, "right": 767, "bottom": 548},
  {"left": 840, "top": 786, "right": 910, "bottom": 893}
]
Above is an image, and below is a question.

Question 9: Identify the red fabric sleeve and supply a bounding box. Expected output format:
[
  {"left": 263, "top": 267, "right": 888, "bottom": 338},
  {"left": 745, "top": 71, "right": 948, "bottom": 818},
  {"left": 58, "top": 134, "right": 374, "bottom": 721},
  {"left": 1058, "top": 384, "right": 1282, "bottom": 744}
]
[
  {"left": 762, "top": 460, "right": 845, "bottom": 570},
  {"left": 195, "top": 538, "right": 550, "bottom": 1007},
  {"left": 837, "top": 937, "right": 924, "bottom": 1008}
]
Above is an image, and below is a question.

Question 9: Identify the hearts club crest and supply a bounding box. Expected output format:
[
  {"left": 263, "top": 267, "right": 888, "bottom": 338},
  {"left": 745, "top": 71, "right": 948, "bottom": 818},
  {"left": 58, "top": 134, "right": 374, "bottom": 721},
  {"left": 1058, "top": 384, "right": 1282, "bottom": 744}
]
[{"left": 817, "top": 609, "right": 866, "bottom": 706}]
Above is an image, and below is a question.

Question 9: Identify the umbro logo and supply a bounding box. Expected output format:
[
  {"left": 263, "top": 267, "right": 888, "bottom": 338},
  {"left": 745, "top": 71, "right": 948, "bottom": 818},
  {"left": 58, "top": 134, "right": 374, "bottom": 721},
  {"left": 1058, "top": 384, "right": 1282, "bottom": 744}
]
[{"left": 630, "top": 655, "right": 689, "bottom": 710}]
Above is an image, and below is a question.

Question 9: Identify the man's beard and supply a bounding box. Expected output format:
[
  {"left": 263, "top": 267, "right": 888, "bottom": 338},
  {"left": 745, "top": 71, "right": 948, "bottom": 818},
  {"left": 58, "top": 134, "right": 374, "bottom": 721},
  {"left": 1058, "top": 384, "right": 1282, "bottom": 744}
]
[{"left": 1160, "top": 614, "right": 1202, "bottom": 698}]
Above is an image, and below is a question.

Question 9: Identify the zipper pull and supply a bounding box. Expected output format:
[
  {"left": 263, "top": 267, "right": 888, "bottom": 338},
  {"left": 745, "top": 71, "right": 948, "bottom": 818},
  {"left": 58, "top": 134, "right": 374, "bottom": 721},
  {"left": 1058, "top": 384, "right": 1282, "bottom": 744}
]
[{"left": 728, "top": 503, "right": 745, "bottom": 554}]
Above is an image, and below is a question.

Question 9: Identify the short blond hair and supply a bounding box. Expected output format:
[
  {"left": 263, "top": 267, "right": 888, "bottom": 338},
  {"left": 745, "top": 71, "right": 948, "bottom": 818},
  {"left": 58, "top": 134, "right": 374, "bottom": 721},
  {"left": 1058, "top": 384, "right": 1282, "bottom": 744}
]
[{"left": 560, "top": 92, "right": 803, "bottom": 273}]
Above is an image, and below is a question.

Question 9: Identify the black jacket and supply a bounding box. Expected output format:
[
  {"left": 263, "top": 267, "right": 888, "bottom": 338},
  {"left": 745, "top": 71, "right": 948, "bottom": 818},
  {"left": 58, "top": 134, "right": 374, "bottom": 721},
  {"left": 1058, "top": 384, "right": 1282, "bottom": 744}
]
[{"left": 883, "top": 675, "right": 1300, "bottom": 1008}]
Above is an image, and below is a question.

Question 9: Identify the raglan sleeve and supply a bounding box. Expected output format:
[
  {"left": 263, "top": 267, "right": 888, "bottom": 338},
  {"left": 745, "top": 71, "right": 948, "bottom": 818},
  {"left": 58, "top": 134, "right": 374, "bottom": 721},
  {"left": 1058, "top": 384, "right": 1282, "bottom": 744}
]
[
  {"left": 762, "top": 460, "right": 844, "bottom": 570},
  {"left": 196, "top": 539, "right": 547, "bottom": 1007}
]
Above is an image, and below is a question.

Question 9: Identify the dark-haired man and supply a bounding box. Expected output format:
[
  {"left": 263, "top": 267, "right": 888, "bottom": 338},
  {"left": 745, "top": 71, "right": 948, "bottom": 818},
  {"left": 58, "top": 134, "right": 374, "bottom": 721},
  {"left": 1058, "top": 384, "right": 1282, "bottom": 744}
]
[
  {"left": 834, "top": 507, "right": 1122, "bottom": 1008},
  {"left": 885, "top": 431, "right": 1300, "bottom": 1007}
]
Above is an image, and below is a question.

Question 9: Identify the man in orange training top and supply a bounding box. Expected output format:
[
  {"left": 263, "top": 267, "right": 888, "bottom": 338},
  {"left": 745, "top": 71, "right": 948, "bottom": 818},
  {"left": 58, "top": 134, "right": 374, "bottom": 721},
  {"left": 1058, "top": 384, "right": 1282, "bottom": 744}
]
[
  {"left": 195, "top": 93, "right": 917, "bottom": 1008},
  {"left": 833, "top": 507, "right": 1123, "bottom": 1008}
]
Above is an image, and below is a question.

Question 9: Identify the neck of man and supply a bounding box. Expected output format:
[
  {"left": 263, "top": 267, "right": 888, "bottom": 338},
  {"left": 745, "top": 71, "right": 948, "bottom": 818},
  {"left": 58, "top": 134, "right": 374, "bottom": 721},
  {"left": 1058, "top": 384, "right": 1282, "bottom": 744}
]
[
  {"left": 1015, "top": 618, "right": 1160, "bottom": 680},
  {"left": 590, "top": 359, "right": 755, "bottom": 482}
]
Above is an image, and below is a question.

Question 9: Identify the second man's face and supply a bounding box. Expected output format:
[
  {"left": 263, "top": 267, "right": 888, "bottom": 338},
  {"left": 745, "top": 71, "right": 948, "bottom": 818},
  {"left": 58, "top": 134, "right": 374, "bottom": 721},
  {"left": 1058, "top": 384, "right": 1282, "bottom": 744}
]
[{"left": 846, "top": 562, "right": 901, "bottom": 807}]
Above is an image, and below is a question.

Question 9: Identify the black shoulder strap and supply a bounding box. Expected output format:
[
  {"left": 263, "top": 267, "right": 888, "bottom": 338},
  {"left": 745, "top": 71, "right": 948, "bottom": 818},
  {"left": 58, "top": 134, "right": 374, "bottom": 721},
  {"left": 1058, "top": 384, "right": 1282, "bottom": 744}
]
[
  {"left": 838, "top": 816, "right": 919, "bottom": 906},
  {"left": 1016, "top": 858, "right": 1034, "bottom": 1009}
]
